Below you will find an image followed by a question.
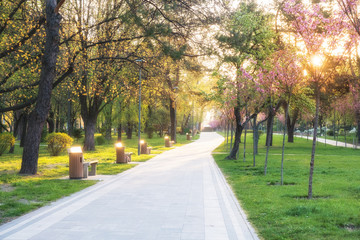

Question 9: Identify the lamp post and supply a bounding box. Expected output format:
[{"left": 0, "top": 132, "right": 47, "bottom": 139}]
[
  {"left": 189, "top": 100, "right": 195, "bottom": 136},
  {"left": 136, "top": 59, "right": 145, "bottom": 156}
]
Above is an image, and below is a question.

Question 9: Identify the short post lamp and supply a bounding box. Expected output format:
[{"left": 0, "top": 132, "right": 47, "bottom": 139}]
[
  {"left": 186, "top": 133, "right": 192, "bottom": 141},
  {"left": 165, "top": 136, "right": 171, "bottom": 147},
  {"left": 68, "top": 146, "right": 83, "bottom": 179},
  {"left": 140, "top": 140, "right": 147, "bottom": 154},
  {"left": 115, "top": 142, "right": 126, "bottom": 163}
]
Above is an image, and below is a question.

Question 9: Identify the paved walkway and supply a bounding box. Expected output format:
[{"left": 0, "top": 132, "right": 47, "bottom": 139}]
[
  {"left": 0, "top": 132, "right": 259, "bottom": 240},
  {"left": 296, "top": 134, "right": 359, "bottom": 149}
]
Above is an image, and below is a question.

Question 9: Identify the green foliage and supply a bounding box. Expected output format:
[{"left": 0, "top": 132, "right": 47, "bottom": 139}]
[
  {"left": 0, "top": 133, "right": 15, "bottom": 156},
  {"left": 72, "top": 128, "right": 83, "bottom": 141},
  {"left": 46, "top": 133, "right": 73, "bottom": 156},
  {"left": 96, "top": 135, "right": 106, "bottom": 145},
  {"left": 339, "top": 129, "right": 345, "bottom": 136},
  {"left": 327, "top": 130, "right": 334, "bottom": 136},
  {"left": 216, "top": 1, "right": 276, "bottom": 68}
]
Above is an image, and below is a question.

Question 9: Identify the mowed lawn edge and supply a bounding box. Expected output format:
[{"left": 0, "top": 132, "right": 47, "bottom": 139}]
[
  {"left": 0, "top": 133, "right": 198, "bottom": 225},
  {"left": 213, "top": 133, "right": 360, "bottom": 240}
]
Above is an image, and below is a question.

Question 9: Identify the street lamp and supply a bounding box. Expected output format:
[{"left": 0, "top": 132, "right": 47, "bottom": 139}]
[{"left": 136, "top": 59, "right": 145, "bottom": 156}]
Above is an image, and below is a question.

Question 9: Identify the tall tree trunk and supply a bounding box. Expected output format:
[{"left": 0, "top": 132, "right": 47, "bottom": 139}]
[
  {"left": 287, "top": 107, "right": 299, "bottom": 143},
  {"left": 281, "top": 104, "right": 288, "bottom": 185},
  {"left": 252, "top": 115, "right": 257, "bottom": 167},
  {"left": 226, "top": 120, "right": 229, "bottom": 151},
  {"left": 265, "top": 109, "right": 274, "bottom": 147},
  {"left": 182, "top": 113, "right": 191, "bottom": 134},
  {"left": 170, "top": 97, "right": 176, "bottom": 143},
  {"left": 47, "top": 109, "right": 55, "bottom": 133},
  {"left": 55, "top": 103, "right": 60, "bottom": 132},
  {"left": 83, "top": 114, "right": 97, "bottom": 151},
  {"left": 308, "top": 87, "right": 320, "bottom": 199},
  {"left": 67, "top": 90, "right": 73, "bottom": 136},
  {"left": 126, "top": 122, "right": 133, "bottom": 139},
  {"left": 264, "top": 115, "right": 274, "bottom": 175},
  {"left": 20, "top": 1, "right": 62, "bottom": 174},
  {"left": 243, "top": 122, "right": 247, "bottom": 162},
  {"left": 104, "top": 103, "right": 113, "bottom": 141},
  {"left": 227, "top": 106, "right": 243, "bottom": 159}
]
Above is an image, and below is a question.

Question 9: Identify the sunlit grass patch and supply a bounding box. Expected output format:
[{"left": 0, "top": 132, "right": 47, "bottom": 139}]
[{"left": 213, "top": 133, "right": 360, "bottom": 239}]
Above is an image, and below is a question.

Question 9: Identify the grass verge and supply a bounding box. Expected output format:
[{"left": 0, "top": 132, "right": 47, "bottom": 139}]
[
  {"left": 0, "top": 133, "right": 198, "bottom": 224},
  {"left": 213, "top": 133, "right": 360, "bottom": 240}
]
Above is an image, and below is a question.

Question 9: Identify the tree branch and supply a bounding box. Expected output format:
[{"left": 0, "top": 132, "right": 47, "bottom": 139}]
[{"left": 0, "top": 16, "right": 46, "bottom": 59}]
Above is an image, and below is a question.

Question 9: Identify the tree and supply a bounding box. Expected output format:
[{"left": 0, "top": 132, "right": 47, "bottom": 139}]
[
  {"left": 20, "top": 0, "right": 65, "bottom": 174},
  {"left": 283, "top": 0, "right": 346, "bottom": 198},
  {"left": 216, "top": 0, "right": 276, "bottom": 159}
]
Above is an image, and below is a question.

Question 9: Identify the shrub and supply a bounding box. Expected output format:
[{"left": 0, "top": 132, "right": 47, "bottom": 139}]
[
  {"left": 327, "top": 130, "right": 334, "bottom": 136},
  {"left": 46, "top": 133, "right": 73, "bottom": 156},
  {"left": 244, "top": 130, "right": 263, "bottom": 137},
  {"left": 339, "top": 129, "right": 345, "bottom": 136},
  {"left": 0, "top": 133, "right": 15, "bottom": 156},
  {"left": 96, "top": 135, "right": 106, "bottom": 145},
  {"left": 72, "top": 128, "right": 83, "bottom": 141}
]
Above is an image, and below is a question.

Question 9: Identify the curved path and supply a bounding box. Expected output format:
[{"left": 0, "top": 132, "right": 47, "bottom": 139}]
[{"left": 0, "top": 132, "right": 259, "bottom": 240}]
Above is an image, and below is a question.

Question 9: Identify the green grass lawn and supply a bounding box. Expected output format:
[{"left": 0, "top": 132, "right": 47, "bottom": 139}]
[
  {"left": 213, "top": 133, "right": 360, "bottom": 240},
  {"left": 0, "top": 132, "right": 198, "bottom": 224}
]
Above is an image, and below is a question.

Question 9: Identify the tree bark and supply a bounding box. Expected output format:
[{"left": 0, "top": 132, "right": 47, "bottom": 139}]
[
  {"left": 55, "top": 103, "right": 60, "bottom": 132},
  {"left": 281, "top": 104, "right": 288, "bottom": 185},
  {"left": 47, "top": 109, "right": 55, "bottom": 133},
  {"left": 252, "top": 115, "right": 257, "bottom": 167},
  {"left": 104, "top": 103, "right": 113, "bottom": 141},
  {"left": 264, "top": 115, "right": 273, "bottom": 175},
  {"left": 243, "top": 121, "right": 247, "bottom": 162},
  {"left": 126, "top": 122, "right": 133, "bottom": 139},
  {"left": 20, "top": 0, "right": 62, "bottom": 174},
  {"left": 265, "top": 108, "right": 274, "bottom": 147},
  {"left": 83, "top": 113, "right": 97, "bottom": 151},
  {"left": 227, "top": 106, "right": 243, "bottom": 159},
  {"left": 286, "top": 105, "right": 299, "bottom": 143},
  {"left": 67, "top": 90, "right": 73, "bottom": 136},
  {"left": 308, "top": 87, "right": 320, "bottom": 199}
]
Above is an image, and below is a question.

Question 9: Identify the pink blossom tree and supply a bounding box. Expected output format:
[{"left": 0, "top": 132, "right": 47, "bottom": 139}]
[
  {"left": 283, "top": 0, "right": 347, "bottom": 198},
  {"left": 338, "top": 0, "right": 360, "bottom": 142},
  {"left": 216, "top": 1, "right": 276, "bottom": 160}
]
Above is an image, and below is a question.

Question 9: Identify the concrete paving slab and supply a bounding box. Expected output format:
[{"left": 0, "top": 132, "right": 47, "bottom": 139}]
[{"left": 0, "top": 132, "right": 259, "bottom": 240}]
